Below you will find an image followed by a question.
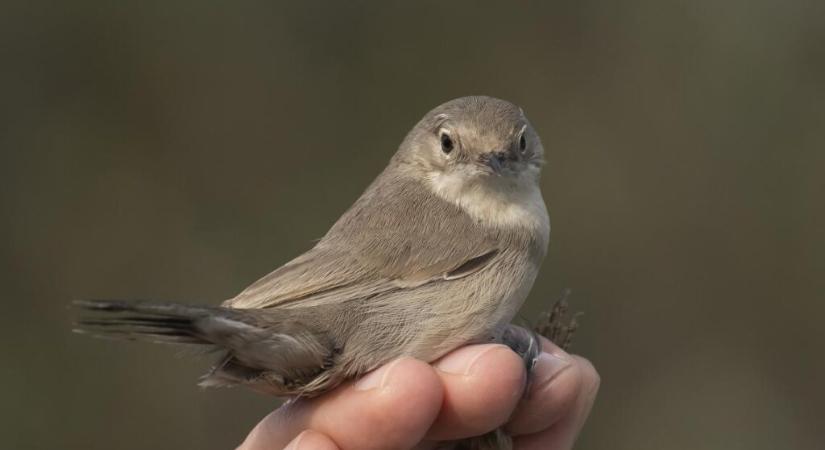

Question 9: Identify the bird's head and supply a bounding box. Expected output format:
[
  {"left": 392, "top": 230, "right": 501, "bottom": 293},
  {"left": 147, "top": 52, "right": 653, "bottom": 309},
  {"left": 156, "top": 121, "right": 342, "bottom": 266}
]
[
  {"left": 397, "top": 95, "right": 544, "bottom": 197},
  {"left": 394, "top": 96, "right": 548, "bottom": 229}
]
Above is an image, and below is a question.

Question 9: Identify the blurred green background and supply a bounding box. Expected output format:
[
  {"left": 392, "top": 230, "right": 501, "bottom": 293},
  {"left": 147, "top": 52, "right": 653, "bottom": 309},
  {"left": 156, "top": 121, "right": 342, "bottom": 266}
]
[{"left": 2, "top": 1, "right": 823, "bottom": 449}]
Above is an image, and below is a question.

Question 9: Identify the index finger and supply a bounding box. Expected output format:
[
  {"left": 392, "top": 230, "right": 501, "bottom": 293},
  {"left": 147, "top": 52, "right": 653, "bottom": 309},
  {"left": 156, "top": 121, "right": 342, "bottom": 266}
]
[{"left": 239, "top": 357, "right": 444, "bottom": 450}]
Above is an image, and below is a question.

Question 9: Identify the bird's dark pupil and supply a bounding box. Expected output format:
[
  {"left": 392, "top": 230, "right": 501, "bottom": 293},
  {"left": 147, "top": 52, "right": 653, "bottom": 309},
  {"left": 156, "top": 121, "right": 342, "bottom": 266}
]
[
  {"left": 519, "top": 135, "right": 527, "bottom": 151},
  {"left": 441, "top": 134, "right": 454, "bottom": 153}
]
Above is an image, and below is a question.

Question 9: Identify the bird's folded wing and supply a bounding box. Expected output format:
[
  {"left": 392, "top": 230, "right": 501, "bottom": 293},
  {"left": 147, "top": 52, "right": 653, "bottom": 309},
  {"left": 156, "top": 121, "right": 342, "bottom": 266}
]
[{"left": 224, "top": 175, "right": 500, "bottom": 309}]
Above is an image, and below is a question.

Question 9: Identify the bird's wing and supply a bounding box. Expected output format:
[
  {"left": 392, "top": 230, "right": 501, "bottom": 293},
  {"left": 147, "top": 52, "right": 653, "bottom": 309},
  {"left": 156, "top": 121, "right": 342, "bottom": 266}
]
[{"left": 224, "top": 173, "right": 500, "bottom": 309}]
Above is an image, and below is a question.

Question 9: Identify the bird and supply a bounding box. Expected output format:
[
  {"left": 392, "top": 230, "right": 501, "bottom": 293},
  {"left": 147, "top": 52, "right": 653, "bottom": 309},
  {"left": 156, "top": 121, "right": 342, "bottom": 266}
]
[{"left": 75, "top": 96, "right": 578, "bottom": 449}]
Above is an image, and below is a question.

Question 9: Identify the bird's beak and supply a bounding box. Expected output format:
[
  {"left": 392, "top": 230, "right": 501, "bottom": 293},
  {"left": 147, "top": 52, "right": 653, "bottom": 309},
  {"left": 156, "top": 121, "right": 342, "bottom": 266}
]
[{"left": 482, "top": 152, "right": 507, "bottom": 175}]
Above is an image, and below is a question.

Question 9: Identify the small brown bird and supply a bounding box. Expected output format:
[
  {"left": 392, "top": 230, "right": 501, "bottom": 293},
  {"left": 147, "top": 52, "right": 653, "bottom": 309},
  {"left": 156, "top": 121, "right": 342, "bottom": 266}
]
[{"left": 76, "top": 96, "right": 578, "bottom": 449}]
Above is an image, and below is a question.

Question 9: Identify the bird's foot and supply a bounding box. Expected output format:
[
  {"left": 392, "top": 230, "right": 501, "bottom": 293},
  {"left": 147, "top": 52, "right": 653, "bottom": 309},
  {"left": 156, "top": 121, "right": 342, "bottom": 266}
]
[{"left": 500, "top": 289, "right": 582, "bottom": 373}]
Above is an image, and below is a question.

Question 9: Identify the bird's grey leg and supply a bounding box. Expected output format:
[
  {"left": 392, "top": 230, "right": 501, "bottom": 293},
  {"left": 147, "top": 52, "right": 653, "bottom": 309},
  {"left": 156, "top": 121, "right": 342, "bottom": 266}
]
[{"left": 500, "top": 324, "right": 543, "bottom": 374}]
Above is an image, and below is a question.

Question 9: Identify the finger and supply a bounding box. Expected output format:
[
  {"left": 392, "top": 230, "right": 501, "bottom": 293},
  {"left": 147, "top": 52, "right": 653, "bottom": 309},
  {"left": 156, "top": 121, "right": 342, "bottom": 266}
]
[
  {"left": 425, "top": 344, "right": 527, "bottom": 440},
  {"left": 513, "top": 355, "right": 600, "bottom": 450},
  {"left": 282, "top": 430, "right": 340, "bottom": 450},
  {"left": 239, "top": 357, "right": 444, "bottom": 450},
  {"left": 506, "top": 338, "right": 580, "bottom": 436}
]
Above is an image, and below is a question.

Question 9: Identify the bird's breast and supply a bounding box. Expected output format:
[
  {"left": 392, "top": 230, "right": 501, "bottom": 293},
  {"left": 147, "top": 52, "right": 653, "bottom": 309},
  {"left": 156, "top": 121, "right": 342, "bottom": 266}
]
[{"left": 428, "top": 171, "right": 550, "bottom": 251}]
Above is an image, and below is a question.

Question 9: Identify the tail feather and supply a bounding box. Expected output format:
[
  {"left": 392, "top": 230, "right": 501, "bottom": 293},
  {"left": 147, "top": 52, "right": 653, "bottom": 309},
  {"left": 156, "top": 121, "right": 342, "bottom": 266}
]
[
  {"left": 73, "top": 327, "right": 205, "bottom": 345},
  {"left": 73, "top": 300, "right": 223, "bottom": 345},
  {"left": 74, "top": 299, "right": 214, "bottom": 316}
]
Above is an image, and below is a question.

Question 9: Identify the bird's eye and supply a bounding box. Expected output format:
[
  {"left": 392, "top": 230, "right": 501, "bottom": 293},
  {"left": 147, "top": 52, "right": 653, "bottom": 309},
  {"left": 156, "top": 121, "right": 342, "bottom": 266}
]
[
  {"left": 519, "top": 134, "right": 527, "bottom": 153},
  {"left": 440, "top": 132, "right": 454, "bottom": 154}
]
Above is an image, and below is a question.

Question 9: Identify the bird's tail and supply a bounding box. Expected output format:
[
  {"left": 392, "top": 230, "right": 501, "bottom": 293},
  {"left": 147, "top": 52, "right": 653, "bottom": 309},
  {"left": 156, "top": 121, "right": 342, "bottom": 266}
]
[
  {"left": 73, "top": 299, "right": 338, "bottom": 396},
  {"left": 73, "top": 299, "right": 231, "bottom": 346}
]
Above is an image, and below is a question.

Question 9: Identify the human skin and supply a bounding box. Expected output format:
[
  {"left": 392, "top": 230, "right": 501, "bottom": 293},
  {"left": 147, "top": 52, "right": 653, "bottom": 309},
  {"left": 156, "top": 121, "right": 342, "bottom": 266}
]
[{"left": 237, "top": 337, "right": 599, "bottom": 450}]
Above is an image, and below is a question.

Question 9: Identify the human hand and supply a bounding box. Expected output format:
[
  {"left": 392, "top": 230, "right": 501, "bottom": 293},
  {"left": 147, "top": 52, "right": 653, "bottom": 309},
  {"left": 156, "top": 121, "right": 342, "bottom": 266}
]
[{"left": 237, "top": 337, "right": 599, "bottom": 450}]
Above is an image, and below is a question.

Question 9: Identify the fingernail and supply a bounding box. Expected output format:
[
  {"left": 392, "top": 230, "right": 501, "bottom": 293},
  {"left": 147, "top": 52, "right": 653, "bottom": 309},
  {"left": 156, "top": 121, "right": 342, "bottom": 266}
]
[
  {"left": 355, "top": 358, "right": 403, "bottom": 391},
  {"left": 435, "top": 344, "right": 511, "bottom": 376},
  {"left": 283, "top": 430, "right": 308, "bottom": 450},
  {"left": 532, "top": 351, "right": 572, "bottom": 390}
]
